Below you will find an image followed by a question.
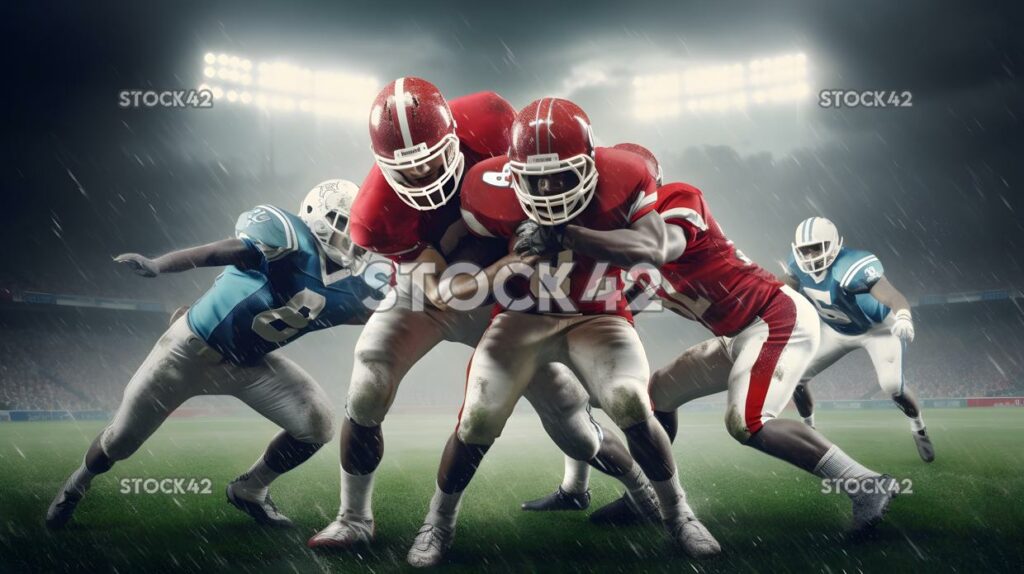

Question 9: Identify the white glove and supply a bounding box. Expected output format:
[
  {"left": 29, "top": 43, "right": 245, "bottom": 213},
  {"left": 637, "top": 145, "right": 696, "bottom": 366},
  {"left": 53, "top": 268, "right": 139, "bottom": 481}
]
[{"left": 890, "top": 309, "right": 915, "bottom": 344}]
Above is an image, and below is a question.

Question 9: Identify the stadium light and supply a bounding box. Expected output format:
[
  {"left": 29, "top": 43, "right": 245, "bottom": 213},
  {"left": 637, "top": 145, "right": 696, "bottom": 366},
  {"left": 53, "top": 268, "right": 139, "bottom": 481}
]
[
  {"left": 633, "top": 52, "right": 810, "bottom": 120},
  {"left": 199, "top": 51, "right": 379, "bottom": 121}
]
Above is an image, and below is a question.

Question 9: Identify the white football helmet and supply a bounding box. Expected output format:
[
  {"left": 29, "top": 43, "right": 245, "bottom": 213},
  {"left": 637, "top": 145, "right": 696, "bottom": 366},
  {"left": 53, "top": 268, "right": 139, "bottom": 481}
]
[
  {"left": 792, "top": 217, "right": 843, "bottom": 274},
  {"left": 299, "top": 179, "right": 368, "bottom": 273}
]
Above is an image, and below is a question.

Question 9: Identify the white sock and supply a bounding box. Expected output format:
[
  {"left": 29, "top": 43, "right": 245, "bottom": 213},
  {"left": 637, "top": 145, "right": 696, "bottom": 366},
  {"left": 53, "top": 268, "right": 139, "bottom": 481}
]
[
  {"left": 234, "top": 456, "right": 281, "bottom": 501},
  {"left": 804, "top": 414, "right": 816, "bottom": 427},
  {"left": 560, "top": 456, "right": 591, "bottom": 494},
  {"left": 649, "top": 474, "right": 693, "bottom": 522},
  {"left": 68, "top": 463, "right": 96, "bottom": 494},
  {"left": 340, "top": 467, "right": 375, "bottom": 521},
  {"left": 424, "top": 484, "right": 464, "bottom": 530},
  {"left": 910, "top": 415, "right": 925, "bottom": 433},
  {"left": 813, "top": 445, "right": 879, "bottom": 482}
]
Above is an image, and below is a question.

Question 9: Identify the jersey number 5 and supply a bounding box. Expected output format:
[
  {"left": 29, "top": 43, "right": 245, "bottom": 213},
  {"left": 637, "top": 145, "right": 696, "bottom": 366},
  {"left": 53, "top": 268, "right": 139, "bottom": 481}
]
[
  {"left": 801, "top": 287, "right": 852, "bottom": 324},
  {"left": 252, "top": 289, "right": 327, "bottom": 343}
]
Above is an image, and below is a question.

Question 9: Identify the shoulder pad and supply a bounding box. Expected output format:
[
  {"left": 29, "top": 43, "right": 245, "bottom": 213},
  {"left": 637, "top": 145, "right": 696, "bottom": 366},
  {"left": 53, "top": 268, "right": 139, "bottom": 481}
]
[{"left": 235, "top": 205, "right": 299, "bottom": 262}]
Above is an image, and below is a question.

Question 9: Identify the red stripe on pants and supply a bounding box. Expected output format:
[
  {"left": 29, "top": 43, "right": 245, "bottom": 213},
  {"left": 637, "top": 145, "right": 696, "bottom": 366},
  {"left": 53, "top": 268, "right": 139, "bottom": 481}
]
[{"left": 744, "top": 291, "right": 797, "bottom": 435}]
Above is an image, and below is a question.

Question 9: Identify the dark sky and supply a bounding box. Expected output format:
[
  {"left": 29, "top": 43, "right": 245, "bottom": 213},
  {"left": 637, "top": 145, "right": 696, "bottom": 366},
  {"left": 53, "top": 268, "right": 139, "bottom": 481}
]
[{"left": 4, "top": 0, "right": 1024, "bottom": 302}]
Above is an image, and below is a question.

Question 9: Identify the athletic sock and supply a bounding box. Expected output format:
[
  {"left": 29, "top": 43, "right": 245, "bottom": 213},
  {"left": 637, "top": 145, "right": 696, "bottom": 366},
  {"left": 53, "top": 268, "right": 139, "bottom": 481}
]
[
  {"left": 232, "top": 456, "right": 282, "bottom": 501},
  {"left": 649, "top": 474, "right": 693, "bottom": 522},
  {"left": 424, "top": 483, "right": 464, "bottom": 530},
  {"left": 560, "top": 456, "right": 591, "bottom": 494},
  {"left": 804, "top": 414, "right": 816, "bottom": 427},
  {"left": 910, "top": 415, "right": 926, "bottom": 433},
  {"left": 813, "top": 445, "right": 879, "bottom": 482},
  {"left": 340, "top": 467, "right": 375, "bottom": 522}
]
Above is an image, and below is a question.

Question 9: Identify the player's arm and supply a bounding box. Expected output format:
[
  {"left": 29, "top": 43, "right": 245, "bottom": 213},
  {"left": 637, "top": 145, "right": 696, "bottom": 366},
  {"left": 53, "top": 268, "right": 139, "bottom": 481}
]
[
  {"left": 114, "top": 238, "right": 260, "bottom": 278},
  {"left": 400, "top": 246, "right": 451, "bottom": 311},
  {"left": 777, "top": 273, "right": 800, "bottom": 290},
  {"left": 560, "top": 211, "right": 672, "bottom": 267},
  {"left": 439, "top": 252, "right": 539, "bottom": 303},
  {"left": 870, "top": 276, "right": 915, "bottom": 342}
]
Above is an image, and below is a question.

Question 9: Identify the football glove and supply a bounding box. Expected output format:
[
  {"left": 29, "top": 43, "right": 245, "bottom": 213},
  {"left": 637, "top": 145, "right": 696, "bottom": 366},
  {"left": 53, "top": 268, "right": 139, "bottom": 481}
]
[
  {"left": 114, "top": 253, "right": 160, "bottom": 278},
  {"left": 513, "top": 220, "right": 564, "bottom": 257},
  {"left": 890, "top": 309, "right": 915, "bottom": 343}
]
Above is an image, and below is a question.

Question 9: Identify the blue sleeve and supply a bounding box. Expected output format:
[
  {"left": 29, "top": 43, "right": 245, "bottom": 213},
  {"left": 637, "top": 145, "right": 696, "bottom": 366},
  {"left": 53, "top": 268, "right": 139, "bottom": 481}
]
[
  {"left": 839, "top": 251, "right": 884, "bottom": 294},
  {"left": 235, "top": 205, "right": 299, "bottom": 263}
]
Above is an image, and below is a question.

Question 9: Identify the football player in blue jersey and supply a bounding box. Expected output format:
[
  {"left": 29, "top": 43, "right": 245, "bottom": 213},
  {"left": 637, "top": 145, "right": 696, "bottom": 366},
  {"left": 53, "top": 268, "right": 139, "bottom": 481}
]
[
  {"left": 45, "top": 179, "right": 389, "bottom": 529},
  {"left": 786, "top": 217, "right": 934, "bottom": 462}
]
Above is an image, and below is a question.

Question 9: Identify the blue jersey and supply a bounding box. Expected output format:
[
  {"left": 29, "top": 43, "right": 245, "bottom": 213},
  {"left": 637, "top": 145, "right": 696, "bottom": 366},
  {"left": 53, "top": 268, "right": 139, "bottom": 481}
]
[
  {"left": 187, "top": 205, "right": 388, "bottom": 364},
  {"left": 786, "top": 247, "right": 890, "bottom": 335}
]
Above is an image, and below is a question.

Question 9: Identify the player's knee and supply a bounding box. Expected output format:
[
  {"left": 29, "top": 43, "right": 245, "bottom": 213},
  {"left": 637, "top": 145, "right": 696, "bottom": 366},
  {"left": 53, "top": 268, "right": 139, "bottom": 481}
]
[
  {"left": 601, "top": 382, "right": 651, "bottom": 429},
  {"left": 724, "top": 404, "right": 753, "bottom": 443},
  {"left": 456, "top": 403, "right": 508, "bottom": 446},
  {"left": 297, "top": 401, "right": 336, "bottom": 445},
  {"left": 346, "top": 349, "right": 400, "bottom": 426}
]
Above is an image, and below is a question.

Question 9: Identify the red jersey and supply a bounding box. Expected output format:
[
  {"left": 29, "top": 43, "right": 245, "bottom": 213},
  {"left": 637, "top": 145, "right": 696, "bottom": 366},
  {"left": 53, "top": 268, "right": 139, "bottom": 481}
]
[
  {"left": 646, "top": 182, "right": 781, "bottom": 336},
  {"left": 349, "top": 91, "right": 516, "bottom": 262},
  {"left": 461, "top": 147, "right": 659, "bottom": 317}
]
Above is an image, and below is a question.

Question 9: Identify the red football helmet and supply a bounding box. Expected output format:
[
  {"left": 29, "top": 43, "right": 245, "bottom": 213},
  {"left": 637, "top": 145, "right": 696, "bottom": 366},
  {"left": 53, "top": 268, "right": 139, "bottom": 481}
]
[
  {"left": 368, "top": 77, "right": 464, "bottom": 210},
  {"left": 507, "top": 97, "right": 598, "bottom": 225},
  {"left": 613, "top": 142, "right": 662, "bottom": 186}
]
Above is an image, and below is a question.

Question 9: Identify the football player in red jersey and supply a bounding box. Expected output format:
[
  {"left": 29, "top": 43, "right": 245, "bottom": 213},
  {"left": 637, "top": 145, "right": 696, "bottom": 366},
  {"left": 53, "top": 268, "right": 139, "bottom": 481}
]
[
  {"left": 533, "top": 143, "right": 900, "bottom": 532},
  {"left": 309, "top": 79, "right": 653, "bottom": 551},
  {"left": 404, "top": 99, "right": 721, "bottom": 568}
]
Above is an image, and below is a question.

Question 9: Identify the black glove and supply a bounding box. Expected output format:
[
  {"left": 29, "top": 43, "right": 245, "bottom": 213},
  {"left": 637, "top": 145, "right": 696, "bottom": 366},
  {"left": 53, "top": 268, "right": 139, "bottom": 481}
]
[
  {"left": 114, "top": 253, "right": 160, "bottom": 278},
  {"left": 513, "top": 220, "right": 565, "bottom": 256}
]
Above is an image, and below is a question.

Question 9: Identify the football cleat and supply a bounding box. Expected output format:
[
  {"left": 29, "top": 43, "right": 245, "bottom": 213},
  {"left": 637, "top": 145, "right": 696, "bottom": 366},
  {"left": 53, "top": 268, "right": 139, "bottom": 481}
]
[
  {"left": 913, "top": 429, "right": 935, "bottom": 463},
  {"left": 665, "top": 514, "right": 722, "bottom": 558},
  {"left": 45, "top": 481, "right": 85, "bottom": 529},
  {"left": 521, "top": 487, "right": 590, "bottom": 511},
  {"left": 406, "top": 523, "right": 455, "bottom": 568},
  {"left": 307, "top": 514, "right": 375, "bottom": 550},
  {"left": 225, "top": 479, "right": 293, "bottom": 528},
  {"left": 849, "top": 474, "right": 898, "bottom": 532}
]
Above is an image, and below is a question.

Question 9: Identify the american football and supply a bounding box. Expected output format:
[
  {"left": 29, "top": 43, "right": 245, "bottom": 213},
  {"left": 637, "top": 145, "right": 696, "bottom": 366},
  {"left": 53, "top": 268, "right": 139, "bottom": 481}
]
[{"left": 3, "top": 1, "right": 1022, "bottom": 572}]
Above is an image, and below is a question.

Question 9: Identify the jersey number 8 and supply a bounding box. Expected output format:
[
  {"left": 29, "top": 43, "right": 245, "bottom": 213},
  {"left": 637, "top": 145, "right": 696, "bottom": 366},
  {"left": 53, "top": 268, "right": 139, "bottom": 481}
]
[{"left": 252, "top": 289, "right": 327, "bottom": 343}]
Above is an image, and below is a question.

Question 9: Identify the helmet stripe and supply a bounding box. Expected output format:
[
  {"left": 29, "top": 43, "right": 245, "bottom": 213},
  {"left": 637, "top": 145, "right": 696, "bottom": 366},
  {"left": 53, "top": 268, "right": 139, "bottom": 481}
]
[
  {"left": 534, "top": 98, "right": 545, "bottom": 155},
  {"left": 393, "top": 77, "right": 414, "bottom": 149},
  {"left": 545, "top": 97, "right": 555, "bottom": 154}
]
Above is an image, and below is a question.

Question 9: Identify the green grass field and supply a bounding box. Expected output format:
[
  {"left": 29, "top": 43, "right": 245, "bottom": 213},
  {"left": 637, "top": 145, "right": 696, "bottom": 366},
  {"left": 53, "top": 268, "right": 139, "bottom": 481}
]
[{"left": 2, "top": 408, "right": 1022, "bottom": 572}]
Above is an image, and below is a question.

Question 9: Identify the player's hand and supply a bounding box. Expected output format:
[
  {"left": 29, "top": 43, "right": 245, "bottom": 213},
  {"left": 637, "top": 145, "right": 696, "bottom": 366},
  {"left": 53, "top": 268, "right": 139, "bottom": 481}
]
[
  {"left": 513, "top": 220, "right": 564, "bottom": 256},
  {"left": 891, "top": 309, "right": 915, "bottom": 343},
  {"left": 114, "top": 253, "right": 160, "bottom": 278}
]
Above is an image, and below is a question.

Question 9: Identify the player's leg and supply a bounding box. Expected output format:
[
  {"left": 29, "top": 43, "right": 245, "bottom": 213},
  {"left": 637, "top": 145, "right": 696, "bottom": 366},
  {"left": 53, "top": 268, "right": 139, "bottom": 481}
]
[
  {"left": 728, "top": 288, "right": 897, "bottom": 531},
  {"left": 310, "top": 305, "right": 446, "bottom": 548},
  {"left": 588, "top": 336, "right": 733, "bottom": 526},
  {"left": 520, "top": 364, "right": 660, "bottom": 520},
  {"left": 46, "top": 319, "right": 201, "bottom": 528},
  {"left": 864, "top": 325, "right": 934, "bottom": 462},
  {"left": 567, "top": 315, "right": 720, "bottom": 558},
  {"left": 408, "top": 312, "right": 547, "bottom": 568},
  {"left": 228, "top": 353, "right": 335, "bottom": 527},
  {"left": 791, "top": 324, "right": 849, "bottom": 428},
  {"left": 649, "top": 336, "right": 734, "bottom": 442}
]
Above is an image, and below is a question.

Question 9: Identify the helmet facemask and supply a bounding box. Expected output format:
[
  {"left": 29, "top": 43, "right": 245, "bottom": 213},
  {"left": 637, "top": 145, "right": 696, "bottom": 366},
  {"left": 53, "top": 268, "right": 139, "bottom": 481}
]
[
  {"left": 375, "top": 133, "right": 465, "bottom": 211},
  {"left": 508, "top": 153, "right": 598, "bottom": 226},
  {"left": 792, "top": 236, "right": 843, "bottom": 274}
]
